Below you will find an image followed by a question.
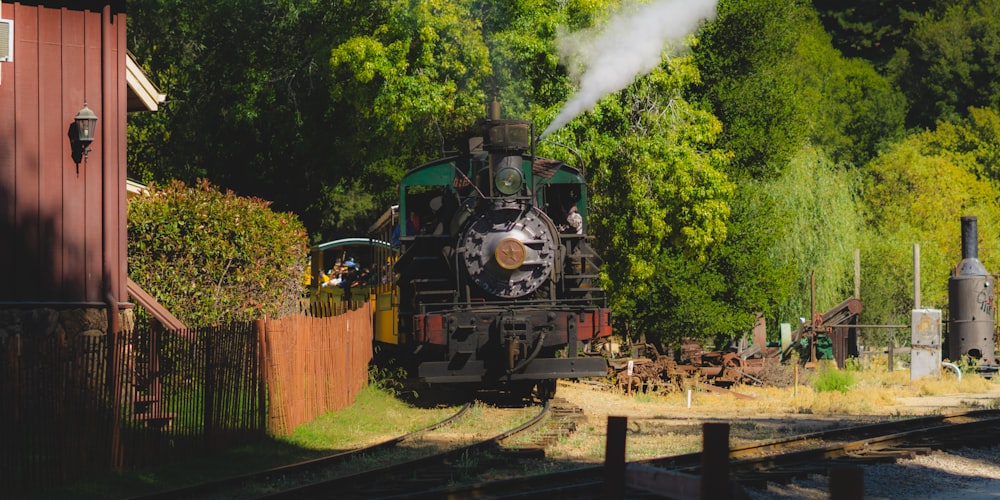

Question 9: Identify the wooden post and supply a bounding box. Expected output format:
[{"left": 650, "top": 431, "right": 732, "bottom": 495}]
[
  {"left": 701, "top": 423, "right": 731, "bottom": 500},
  {"left": 255, "top": 318, "right": 268, "bottom": 436},
  {"left": 627, "top": 360, "right": 634, "bottom": 396},
  {"left": 604, "top": 416, "right": 628, "bottom": 500},
  {"left": 888, "top": 340, "right": 894, "bottom": 372},
  {"left": 793, "top": 363, "right": 798, "bottom": 398},
  {"left": 914, "top": 243, "right": 921, "bottom": 309},
  {"left": 829, "top": 466, "right": 864, "bottom": 500}
]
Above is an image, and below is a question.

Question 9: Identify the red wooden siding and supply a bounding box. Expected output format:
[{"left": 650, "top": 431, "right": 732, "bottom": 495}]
[{"left": 0, "top": 2, "right": 127, "bottom": 305}]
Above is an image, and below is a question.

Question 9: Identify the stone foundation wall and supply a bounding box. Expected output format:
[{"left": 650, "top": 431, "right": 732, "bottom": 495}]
[{"left": 0, "top": 307, "right": 134, "bottom": 338}]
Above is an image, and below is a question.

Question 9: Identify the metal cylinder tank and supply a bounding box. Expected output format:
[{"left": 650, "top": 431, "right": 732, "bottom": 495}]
[{"left": 947, "top": 216, "right": 997, "bottom": 366}]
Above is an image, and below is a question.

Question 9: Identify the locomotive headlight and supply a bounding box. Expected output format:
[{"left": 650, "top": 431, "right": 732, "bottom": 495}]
[{"left": 495, "top": 164, "right": 523, "bottom": 195}]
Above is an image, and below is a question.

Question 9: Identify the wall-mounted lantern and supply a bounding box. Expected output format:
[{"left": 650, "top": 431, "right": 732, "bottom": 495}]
[{"left": 73, "top": 101, "right": 98, "bottom": 160}]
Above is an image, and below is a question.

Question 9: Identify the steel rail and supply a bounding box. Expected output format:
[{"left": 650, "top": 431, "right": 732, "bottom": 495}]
[
  {"left": 391, "top": 409, "right": 1000, "bottom": 499},
  {"left": 259, "top": 400, "right": 554, "bottom": 499},
  {"left": 127, "top": 402, "right": 473, "bottom": 500}
]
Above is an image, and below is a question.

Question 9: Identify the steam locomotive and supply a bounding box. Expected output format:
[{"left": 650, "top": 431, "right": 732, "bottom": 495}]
[{"left": 368, "top": 101, "right": 612, "bottom": 399}]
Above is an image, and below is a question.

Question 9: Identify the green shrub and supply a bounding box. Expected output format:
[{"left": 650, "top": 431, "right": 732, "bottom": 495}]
[
  {"left": 128, "top": 179, "right": 308, "bottom": 326},
  {"left": 810, "top": 361, "right": 856, "bottom": 393}
]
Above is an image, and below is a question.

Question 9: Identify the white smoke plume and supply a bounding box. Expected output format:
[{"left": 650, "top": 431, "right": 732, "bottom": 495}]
[{"left": 540, "top": 0, "right": 718, "bottom": 138}]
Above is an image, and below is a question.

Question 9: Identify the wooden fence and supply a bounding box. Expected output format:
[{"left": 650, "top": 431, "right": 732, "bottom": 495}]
[
  {"left": 0, "top": 303, "right": 372, "bottom": 494},
  {"left": 261, "top": 306, "right": 373, "bottom": 434}
]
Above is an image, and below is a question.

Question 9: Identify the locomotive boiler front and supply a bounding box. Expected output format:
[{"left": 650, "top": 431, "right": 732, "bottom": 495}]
[
  {"left": 947, "top": 215, "right": 999, "bottom": 369},
  {"left": 458, "top": 202, "right": 556, "bottom": 298}
]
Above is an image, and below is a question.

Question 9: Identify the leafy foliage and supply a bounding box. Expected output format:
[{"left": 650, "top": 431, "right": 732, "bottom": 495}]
[
  {"left": 128, "top": 0, "right": 339, "bottom": 235},
  {"left": 697, "top": 0, "right": 905, "bottom": 175},
  {"left": 327, "top": 0, "right": 493, "bottom": 164},
  {"left": 571, "top": 58, "right": 737, "bottom": 346},
  {"left": 477, "top": 0, "right": 612, "bottom": 116},
  {"left": 810, "top": 361, "right": 855, "bottom": 393},
  {"left": 858, "top": 121, "right": 1000, "bottom": 337},
  {"left": 765, "top": 148, "right": 864, "bottom": 326},
  {"left": 888, "top": 0, "right": 1000, "bottom": 128},
  {"left": 790, "top": 27, "right": 906, "bottom": 168},
  {"left": 921, "top": 106, "right": 1000, "bottom": 183},
  {"left": 811, "top": 0, "right": 933, "bottom": 67},
  {"left": 128, "top": 180, "right": 309, "bottom": 326},
  {"left": 693, "top": 0, "right": 811, "bottom": 179}
]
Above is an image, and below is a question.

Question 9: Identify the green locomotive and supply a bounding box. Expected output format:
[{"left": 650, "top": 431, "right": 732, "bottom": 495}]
[{"left": 369, "top": 101, "right": 611, "bottom": 399}]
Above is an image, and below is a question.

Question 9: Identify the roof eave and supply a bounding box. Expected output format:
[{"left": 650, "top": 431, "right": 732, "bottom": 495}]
[{"left": 126, "top": 52, "right": 166, "bottom": 112}]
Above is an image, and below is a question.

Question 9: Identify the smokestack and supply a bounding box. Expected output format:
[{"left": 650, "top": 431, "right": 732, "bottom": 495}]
[{"left": 961, "top": 215, "right": 978, "bottom": 260}]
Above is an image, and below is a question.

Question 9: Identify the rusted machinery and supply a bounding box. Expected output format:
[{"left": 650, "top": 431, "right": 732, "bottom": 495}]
[
  {"left": 784, "top": 297, "right": 863, "bottom": 369},
  {"left": 609, "top": 338, "right": 777, "bottom": 393},
  {"left": 609, "top": 297, "right": 863, "bottom": 392}
]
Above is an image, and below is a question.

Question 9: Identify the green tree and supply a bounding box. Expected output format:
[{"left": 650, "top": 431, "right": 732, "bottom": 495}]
[
  {"left": 920, "top": 106, "right": 1000, "bottom": 182},
  {"left": 692, "top": 0, "right": 896, "bottom": 344},
  {"left": 811, "top": 0, "right": 933, "bottom": 68},
  {"left": 127, "top": 0, "right": 502, "bottom": 241},
  {"left": 321, "top": 0, "right": 500, "bottom": 238},
  {"left": 127, "top": 0, "right": 356, "bottom": 238},
  {"left": 693, "top": 0, "right": 811, "bottom": 179},
  {"left": 549, "top": 57, "right": 737, "bottom": 346},
  {"left": 128, "top": 180, "right": 309, "bottom": 326},
  {"left": 640, "top": 185, "right": 796, "bottom": 348},
  {"left": 859, "top": 124, "right": 1000, "bottom": 338},
  {"left": 791, "top": 26, "right": 906, "bottom": 167},
  {"left": 476, "top": 0, "right": 613, "bottom": 116},
  {"left": 696, "top": 0, "right": 905, "bottom": 175},
  {"left": 888, "top": 0, "right": 1000, "bottom": 128}
]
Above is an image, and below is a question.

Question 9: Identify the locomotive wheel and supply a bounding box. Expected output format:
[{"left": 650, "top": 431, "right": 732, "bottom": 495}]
[{"left": 535, "top": 379, "right": 557, "bottom": 400}]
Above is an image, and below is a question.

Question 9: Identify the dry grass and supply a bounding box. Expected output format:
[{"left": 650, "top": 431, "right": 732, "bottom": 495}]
[
  {"left": 544, "top": 363, "right": 1000, "bottom": 462},
  {"left": 912, "top": 371, "right": 994, "bottom": 395}
]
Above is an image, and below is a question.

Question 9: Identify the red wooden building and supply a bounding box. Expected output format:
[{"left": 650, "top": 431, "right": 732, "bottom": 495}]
[
  {"left": 0, "top": 1, "right": 158, "bottom": 319},
  {"left": 0, "top": 1, "right": 187, "bottom": 491}
]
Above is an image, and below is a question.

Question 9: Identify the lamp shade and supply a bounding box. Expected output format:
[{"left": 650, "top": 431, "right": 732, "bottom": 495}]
[{"left": 74, "top": 103, "right": 98, "bottom": 144}]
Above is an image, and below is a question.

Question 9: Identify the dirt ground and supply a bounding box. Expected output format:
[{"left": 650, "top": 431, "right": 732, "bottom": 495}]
[
  {"left": 544, "top": 378, "right": 1000, "bottom": 498},
  {"left": 410, "top": 375, "right": 999, "bottom": 496},
  {"left": 539, "top": 378, "right": 1000, "bottom": 461}
]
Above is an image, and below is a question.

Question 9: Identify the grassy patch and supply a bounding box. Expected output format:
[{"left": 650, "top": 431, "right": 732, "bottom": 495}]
[
  {"left": 810, "top": 361, "right": 856, "bottom": 393},
  {"left": 287, "top": 385, "right": 458, "bottom": 449}
]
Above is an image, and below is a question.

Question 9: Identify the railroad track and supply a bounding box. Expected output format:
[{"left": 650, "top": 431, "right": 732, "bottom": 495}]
[
  {"left": 127, "top": 402, "right": 474, "bottom": 500},
  {"left": 259, "top": 398, "right": 578, "bottom": 499},
  {"left": 395, "top": 408, "right": 1000, "bottom": 499}
]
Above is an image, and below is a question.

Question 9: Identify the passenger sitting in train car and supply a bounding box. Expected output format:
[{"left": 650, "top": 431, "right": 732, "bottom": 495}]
[{"left": 391, "top": 211, "right": 419, "bottom": 246}]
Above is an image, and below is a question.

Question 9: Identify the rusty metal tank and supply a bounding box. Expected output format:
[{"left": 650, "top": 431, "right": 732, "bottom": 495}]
[{"left": 947, "top": 216, "right": 998, "bottom": 367}]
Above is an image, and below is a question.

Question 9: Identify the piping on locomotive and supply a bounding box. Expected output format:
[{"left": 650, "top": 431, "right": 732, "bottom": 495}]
[{"left": 368, "top": 100, "right": 612, "bottom": 398}]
